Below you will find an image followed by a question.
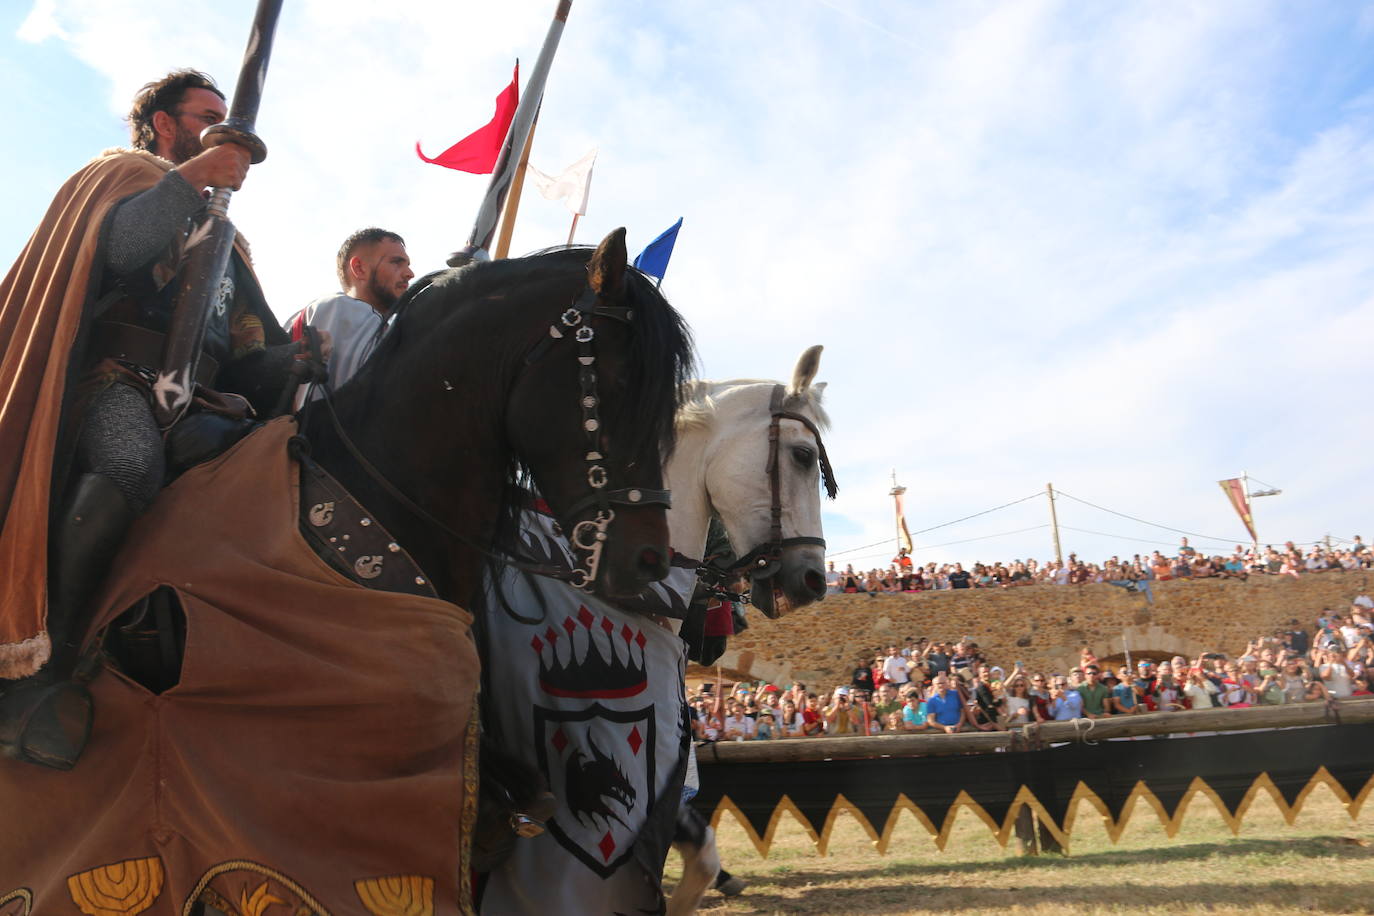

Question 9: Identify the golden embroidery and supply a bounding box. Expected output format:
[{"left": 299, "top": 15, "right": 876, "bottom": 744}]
[
  {"left": 181, "top": 861, "right": 329, "bottom": 916},
  {"left": 0, "top": 888, "right": 33, "bottom": 916},
  {"left": 239, "top": 882, "right": 287, "bottom": 916},
  {"left": 460, "top": 683, "right": 480, "bottom": 915},
  {"left": 66, "top": 857, "right": 164, "bottom": 916},
  {"left": 353, "top": 876, "right": 434, "bottom": 916}
]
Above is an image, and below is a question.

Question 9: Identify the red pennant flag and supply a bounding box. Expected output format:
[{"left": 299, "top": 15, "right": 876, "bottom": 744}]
[{"left": 416, "top": 63, "right": 519, "bottom": 174}]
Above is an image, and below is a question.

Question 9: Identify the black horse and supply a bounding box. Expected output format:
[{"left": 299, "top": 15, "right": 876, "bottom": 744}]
[
  {"left": 301, "top": 228, "right": 696, "bottom": 607},
  {"left": 0, "top": 230, "right": 696, "bottom": 915}
]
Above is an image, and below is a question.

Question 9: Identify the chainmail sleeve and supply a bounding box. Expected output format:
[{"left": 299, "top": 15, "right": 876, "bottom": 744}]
[{"left": 104, "top": 169, "right": 206, "bottom": 275}]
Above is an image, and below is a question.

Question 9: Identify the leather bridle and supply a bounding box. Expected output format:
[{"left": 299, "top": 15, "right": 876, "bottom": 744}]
[
  {"left": 522, "top": 285, "right": 672, "bottom": 589},
  {"left": 306, "top": 276, "right": 671, "bottom": 593},
  {"left": 719, "top": 383, "right": 838, "bottom": 584}
]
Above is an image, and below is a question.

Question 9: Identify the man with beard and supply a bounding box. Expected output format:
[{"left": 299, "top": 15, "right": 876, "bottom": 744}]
[
  {"left": 0, "top": 71, "right": 320, "bottom": 767},
  {"left": 285, "top": 228, "right": 413, "bottom": 398}
]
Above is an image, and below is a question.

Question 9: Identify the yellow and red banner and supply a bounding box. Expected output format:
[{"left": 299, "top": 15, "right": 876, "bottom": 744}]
[
  {"left": 1218, "top": 478, "right": 1257, "bottom": 543},
  {"left": 893, "top": 484, "right": 913, "bottom": 555}
]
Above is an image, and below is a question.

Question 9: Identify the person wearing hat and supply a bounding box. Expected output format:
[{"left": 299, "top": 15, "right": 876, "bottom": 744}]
[
  {"left": 824, "top": 687, "right": 860, "bottom": 735},
  {"left": 1109, "top": 667, "right": 1139, "bottom": 714}
]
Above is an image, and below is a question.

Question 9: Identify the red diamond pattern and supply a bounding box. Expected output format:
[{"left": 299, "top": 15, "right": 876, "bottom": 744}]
[
  {"left": 634, "top": 631, "right": 646, "bottom": 650},
  {"left": 562, "top": 616, "right": 577, "bottom": 637},
  {"left": 530, "top": 636, "right": 544, "bottom": 653},
  {"left": 598, "top": 830, "right": 616, "bottom": 862},
  {"left": 577, "top": 605, "right": 594, "bottom": 628},
  {"left": 620, "top": 624, "right": 633, "bottom": 644},
  {"left": 627, "top": 725, "right": 643, "bottom": 756},
  {"left": 545, "top": 627, "right": 559, "bottom": 644},
  {"left": 551, "top": 728, "right": 567, "bottom": 754},
  {"left": 601, "top": 618, "right": 614, "bottom": 635}
]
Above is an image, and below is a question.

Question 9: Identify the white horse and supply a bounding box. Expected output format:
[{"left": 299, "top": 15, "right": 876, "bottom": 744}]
[{"left": 477, "top": 345, "right": 834, "bottom": 915}]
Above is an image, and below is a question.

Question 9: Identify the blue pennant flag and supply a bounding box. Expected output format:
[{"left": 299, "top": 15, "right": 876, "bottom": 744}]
[{"left": 632, "top": 217, "right": 683, "bottom": 282}]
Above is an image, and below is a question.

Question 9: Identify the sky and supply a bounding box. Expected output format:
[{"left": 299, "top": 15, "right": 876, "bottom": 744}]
[{"left": 4, "top": 0, "right": 1373, "bottom": 572}]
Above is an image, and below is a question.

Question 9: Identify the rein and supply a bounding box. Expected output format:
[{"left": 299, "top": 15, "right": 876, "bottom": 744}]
[{"left": 723, "top": 383, "right": 838, "bottom": 583}]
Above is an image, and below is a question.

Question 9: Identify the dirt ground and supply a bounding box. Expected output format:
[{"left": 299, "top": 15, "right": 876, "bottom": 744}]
[{"left": 665, "top": 784, "right": 1374, "bottom": 915}]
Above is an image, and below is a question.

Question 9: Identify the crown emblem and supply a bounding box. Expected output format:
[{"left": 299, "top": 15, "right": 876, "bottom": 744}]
[{"left": 533, "top": 606, "right": 648, "bottom": 699}]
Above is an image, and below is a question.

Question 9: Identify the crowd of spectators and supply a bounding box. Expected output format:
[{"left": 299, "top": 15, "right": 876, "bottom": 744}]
[
  {"left": 827, "top": 536, "right": 1371, "bottom": 594},
  {"left": 687, "top": 594, "right": 1374, "bottom": 741}
]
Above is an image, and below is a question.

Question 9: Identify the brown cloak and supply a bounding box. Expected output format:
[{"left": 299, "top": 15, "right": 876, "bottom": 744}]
[{"left": 0, "top": 149, "right": 259, "bottom": 678}]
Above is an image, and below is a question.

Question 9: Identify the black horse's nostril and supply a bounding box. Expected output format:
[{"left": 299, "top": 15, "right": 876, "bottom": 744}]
[
  {"left": 803, "top": 568, "right": 826, "bottom": 599},
  {"left": 637, "top": 545, "right": 668, "bottom": 581}
]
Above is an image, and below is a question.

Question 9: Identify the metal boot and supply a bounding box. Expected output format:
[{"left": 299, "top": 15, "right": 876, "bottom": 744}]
[{"left": 0, "top": 473, "right": 135, "bottom": 769}]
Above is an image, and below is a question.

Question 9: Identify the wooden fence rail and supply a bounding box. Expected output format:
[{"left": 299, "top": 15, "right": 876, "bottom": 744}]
[{"left": 697, "top": 697, "right": 1374, "bottom": 765}]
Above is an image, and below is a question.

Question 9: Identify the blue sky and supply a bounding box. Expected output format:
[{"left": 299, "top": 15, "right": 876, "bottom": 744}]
[{"left": 5, "top": 0, "right": 1373, "bottom": 571}]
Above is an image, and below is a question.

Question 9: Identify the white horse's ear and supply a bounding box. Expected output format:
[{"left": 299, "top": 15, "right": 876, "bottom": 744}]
[
  {"left": 788, "top": 345, "right": 823, "bottom": 397},
  {"left": 809, "top": 381, "right": 827, "bottom": 401}
]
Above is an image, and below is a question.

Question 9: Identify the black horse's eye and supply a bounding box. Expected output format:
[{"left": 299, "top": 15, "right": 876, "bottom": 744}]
[{"left": 791, "top": 445, "right": 816, "bottom": 469}]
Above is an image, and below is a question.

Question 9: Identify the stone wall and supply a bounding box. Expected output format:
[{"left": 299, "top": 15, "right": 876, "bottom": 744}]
[{"left": 695, "top": 570, "right": 1374, "bottom": 688}]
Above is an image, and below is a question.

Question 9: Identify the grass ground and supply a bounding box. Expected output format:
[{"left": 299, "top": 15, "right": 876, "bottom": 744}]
[{"left": 665, "top": 785, "right": 1374, "bottom": 915}]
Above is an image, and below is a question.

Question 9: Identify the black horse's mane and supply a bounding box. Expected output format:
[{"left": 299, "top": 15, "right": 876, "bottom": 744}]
[{"left": 357, "top": 245, "right": 695, "bottom": 464}]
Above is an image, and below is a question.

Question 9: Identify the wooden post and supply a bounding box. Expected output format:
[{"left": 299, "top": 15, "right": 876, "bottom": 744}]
[
  {"left": 492, "top": 114, "right": 539, "bottom": 260},
  {"left": 1037, "top": 820, "right": 1065, "bottom": 854},
  {"left": 1014, "top": 807, "right": 1039, "bottom": 856},
  {"left": 1047, "top": 483, "right": 1063, "bottom": 567}
]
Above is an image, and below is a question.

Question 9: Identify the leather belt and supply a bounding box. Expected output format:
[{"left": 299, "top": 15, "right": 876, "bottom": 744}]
[{"left": 90, "top": 321, "right": 220, "bottom": 389}]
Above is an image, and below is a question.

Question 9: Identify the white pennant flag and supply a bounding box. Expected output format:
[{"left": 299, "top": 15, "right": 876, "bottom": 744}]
[{"left": 526, "top": 148, "right": 597, "bottom": 216}]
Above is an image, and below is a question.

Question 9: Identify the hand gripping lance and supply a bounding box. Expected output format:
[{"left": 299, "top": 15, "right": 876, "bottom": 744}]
[{"left": 151, "top": 0, "right": 284, "bottom": 429}]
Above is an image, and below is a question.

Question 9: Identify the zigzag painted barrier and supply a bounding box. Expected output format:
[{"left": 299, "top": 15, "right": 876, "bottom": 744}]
[{"left": 693, "top": 699, "right": 1374, "bottom": 854}]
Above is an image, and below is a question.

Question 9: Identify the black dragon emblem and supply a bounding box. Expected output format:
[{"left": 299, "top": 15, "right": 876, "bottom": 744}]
[{"left": 564, "top": 736, "right": 636, "bottom": 828}]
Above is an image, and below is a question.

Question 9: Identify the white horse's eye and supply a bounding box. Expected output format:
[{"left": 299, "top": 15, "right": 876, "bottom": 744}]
[{"left": 791, "top": 445, "right": 816, "bottom": 469}]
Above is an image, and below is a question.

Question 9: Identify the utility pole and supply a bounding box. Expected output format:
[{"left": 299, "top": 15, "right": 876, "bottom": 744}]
[{"left": 1046, "top": 483, "right": 1063, "bottom": 567}]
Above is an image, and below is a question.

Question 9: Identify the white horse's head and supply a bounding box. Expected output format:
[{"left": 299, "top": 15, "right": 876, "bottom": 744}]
[{"left": 676, "top": 345, "right": 835, "bottom": 618}]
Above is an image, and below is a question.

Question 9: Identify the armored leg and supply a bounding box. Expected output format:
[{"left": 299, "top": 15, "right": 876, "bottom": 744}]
[
  {"left": 0, "top": 473, "right": 136, "bottom": 769},
  {"left": 0, "top": 383, "right": 156, "bottom": 769}
]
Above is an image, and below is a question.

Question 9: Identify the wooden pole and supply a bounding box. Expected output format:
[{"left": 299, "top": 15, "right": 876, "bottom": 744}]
[
  {"left": 492, "top": 114, "right": 539, "bottom": 260},
  {"left": 1047, "top": 483, "right": 1063, "bottom": 567},
  {"left": 565, "top": 212, "right": 579, "bottom": 246}
]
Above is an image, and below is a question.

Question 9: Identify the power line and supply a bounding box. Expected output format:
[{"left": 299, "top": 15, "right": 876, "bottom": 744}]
[
  {"left": 834, "top": 525, "right": 1051, "bottom": 566},
  {"left": 1053, "top": 489, "right": 1246, "bottom": 544},
  {"left": 827, "top": 491, "right": 1044, "bottom": 558}
]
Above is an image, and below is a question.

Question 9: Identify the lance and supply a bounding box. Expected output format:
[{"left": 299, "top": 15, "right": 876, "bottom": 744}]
[
  {"left": 447, "top": 0, "right": 572, "bottom": 267},
  {"left": 151, "top": 0, "right": 284, "bottom": 429}
]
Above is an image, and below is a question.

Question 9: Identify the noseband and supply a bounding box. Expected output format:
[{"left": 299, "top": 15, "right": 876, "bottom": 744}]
[
  {"left": 524, "top": 284, "right": 672, "bottom": 589},
  {"left": 724, "top": 384, "right": 838, "bottom": 582}
]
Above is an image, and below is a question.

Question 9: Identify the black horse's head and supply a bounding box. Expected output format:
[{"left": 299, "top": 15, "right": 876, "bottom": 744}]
[
  {"left": 502, "top": 230, "right": 694, "bottom": 598},
  {"left": 346, "top": 228, "right": 693, "bottom": 603}
]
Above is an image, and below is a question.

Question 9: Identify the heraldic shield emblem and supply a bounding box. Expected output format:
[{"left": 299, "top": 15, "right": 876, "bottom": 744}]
[{"left": 531, "top": 604, "right": 657, "bottom": 878}]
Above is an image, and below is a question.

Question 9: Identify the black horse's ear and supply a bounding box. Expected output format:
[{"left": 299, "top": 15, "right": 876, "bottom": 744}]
[{"left": 588, "top": 227, "right": 628, "bottom": 299}]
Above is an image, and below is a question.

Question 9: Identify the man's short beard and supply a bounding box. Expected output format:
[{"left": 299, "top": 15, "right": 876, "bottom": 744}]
[
  {"left": 368, "top": 268, "right": 400, "bottom": 311},
  {"left": 170, "top": 123, "right": 203, "bottom": 165}
]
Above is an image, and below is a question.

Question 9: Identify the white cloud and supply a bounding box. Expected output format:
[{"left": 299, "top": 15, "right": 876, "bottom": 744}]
[{"left": 6, "top": 0, "right": 1374, "bottom": 570}]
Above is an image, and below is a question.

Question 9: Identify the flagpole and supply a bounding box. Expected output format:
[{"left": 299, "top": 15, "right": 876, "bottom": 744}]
[
  {"left": 492, "top": 113, "right": 539, "bottom": 260},
  {"left": 448, "top": 0, "right": 572, "bottom": 266},
  {"left": 566, "top": 212, "right": 579, "bottom": 246}
]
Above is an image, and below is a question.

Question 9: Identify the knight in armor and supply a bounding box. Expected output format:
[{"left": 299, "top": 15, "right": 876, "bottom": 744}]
[{"left": 0, "top": 70, "right": 314, "bottom": 765}]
